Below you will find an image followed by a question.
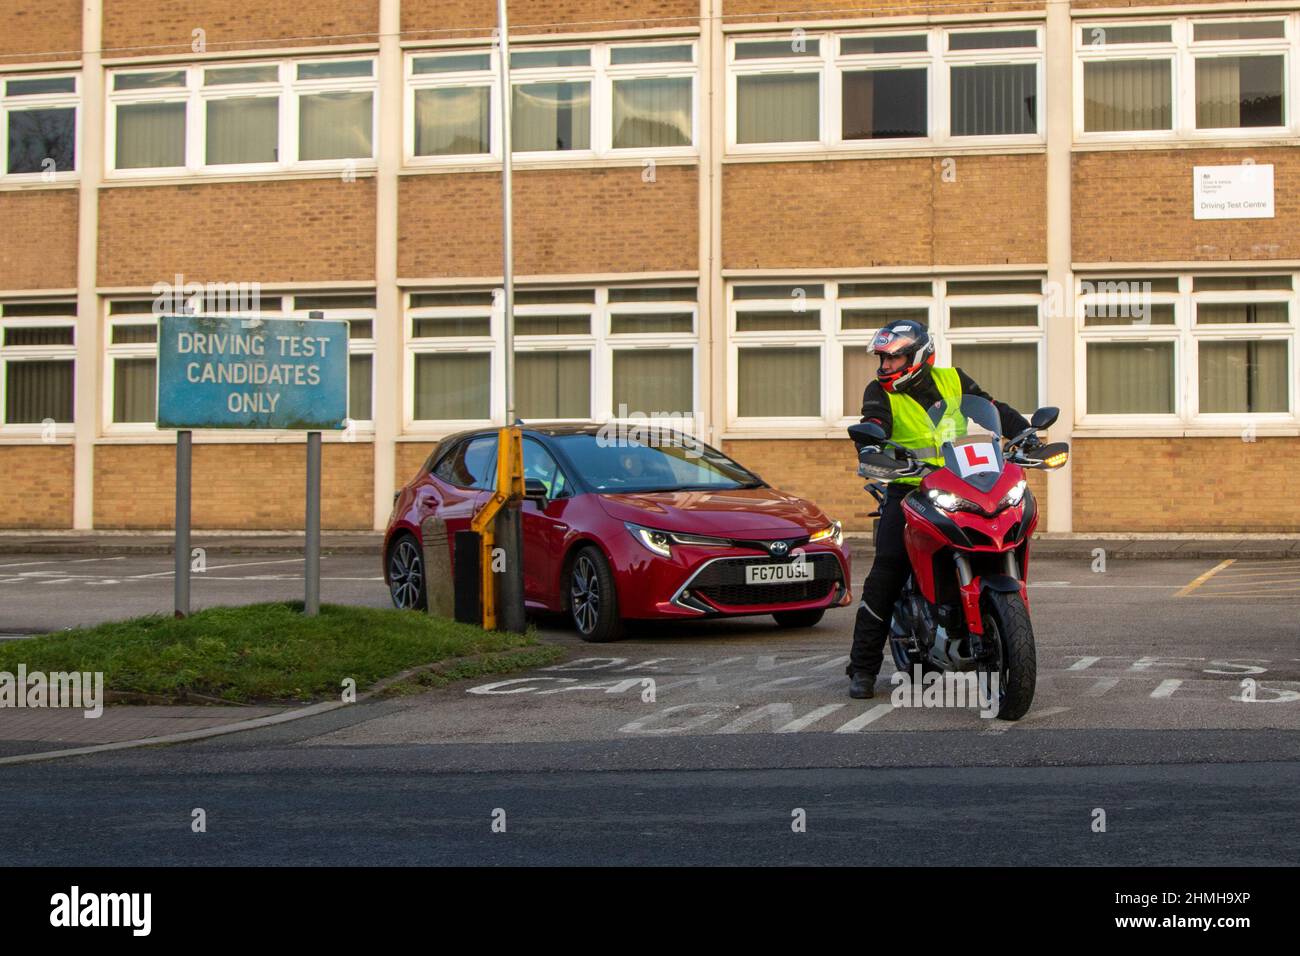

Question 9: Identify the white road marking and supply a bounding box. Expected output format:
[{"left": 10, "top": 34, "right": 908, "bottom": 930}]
[
  {"left": 0, "top": 560, "right": 56, "bottom": 569},
  {"left": 833, "top": 704, "right": 895, "bottom": 733},
  {"left": 776, "top": 703, "right": 846, "bottom": 733},
  {"left": 69, "top": 556, "right": 126, "bottom": 564},
  {"left": 1151, "top": 679, "right": 1183, "bottom": 699},
  {"left": 1084, "top": 677, "right": 1121, "bottom": 697},
  {"left": 128, "top": 557, "right": 305, "bottom": 579},
  {"left": 1067, "top": 656, "right": 1102, "bottom": 671}
]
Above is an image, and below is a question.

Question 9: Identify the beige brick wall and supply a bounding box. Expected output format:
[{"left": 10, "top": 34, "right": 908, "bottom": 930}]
[
  {"left": 0, "top": 446, "right": 75, "bottom": 528},
  {"left": 103, "top": 0, "right": 378, "bottom": 56},
  {"left": 0, "top": 190, "right": 79, "bottom": 290},
  {"left": 724, "top": 155, "right": 1046, "bottom": 270},
  {"left": 98, "top": 179, "right": 375, "bottom": 288},
  {"left": 402, "top": 0, "right": 698, "bottom": 40},
  {"left": 399, "top": 166, "right": 697, "bottom": 278},
  {"left": 94, "top": 442, "right": 374, "bottom": 529},
  {"left": 720, "top": 438, "right": 1049, "bottom": 534},
  {"left": 1074, "top": 437, "right": 1299, "bottom": 533},
  {"left": 396, "top": 442, "right": 439, "bottom": 488},
  {"left": 0, "top": 0, "right": 81, "bottom": 62},
  {"left": 724, "top": 0, "right": 1045, "bottom": 23},
  {"left": 1073, "top": 148, "right": 1300, "bottom": 264}
]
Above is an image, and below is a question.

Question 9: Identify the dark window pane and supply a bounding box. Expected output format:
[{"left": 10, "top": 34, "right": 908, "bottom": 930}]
[
  {"left": 5, "top": 360, "right": 73, "bottom": 423},
  {"left": 2, "top": 301, "right": 75, "bottom": 317},
  {"left": 951, "top": 63, "right": 1037, "bottom": 136},
  {"left": 111, "top": 324, "right": 158, "bottom": 344},
  {"left": 412, "top": 316, "right": 490, "bottom": 337},
  {"left": 609, "top": 287, "right": 696, "bottom": 303},
  {"left": 511, "top": 49, "right": 590, "bottom": 69},
  {"left": 514, "top": 289, "right": 595, "bottom": 305},
  {"left": 611, "top": 45, "right": 692, "bottom": 65},
  {"left": 348, "top": 354, "right": 372, "bottom": 421},
  {"left": 735, "top": 39, "right": 820, "bottom": 59},
  {"left": 947, "top": 279, "right": 1042, "bottom": 295},
  {"left": 1194, "top": 21, "right": 1286, "bottom": 42},
  {"left": 414, "top": 353, "right": 491, "bottom": 420},
  {"left": 736, "top": 311, "right": 819, "bottom": 332},
  {"left": 733, "top": 284, "right": 823, "bottom": 300},
  {"left": 840, "top": 35, "right": 927, "bottom": 55},
  {"left": 293, "top": 293, "right": 377, "bottom": 311},
  {"left": 113, "top": 357, "right": 156, "bottom": 423},
  {"left": 410, "top": 291, "right": 495, "bottom": 308},
  {"left": 297, "top": 60, "right": 372, "bottom": 80},
  {"left": 1080, "top": 25, "right": 1172, "bottom": 46},
  {"left": 346, "top": 320, "right": 373, "bottom": 339},
  {"left": 1196, "top": 56, "right": 1284, "bottom": 128},
  {"left": 839, "top": 282, "right": 932, "bottom": 298},
  {"left": 3, "top": 326, "right": 73, "bottom": 346},
  {"left": 1193, "top": 275, "right": 1291, "bottom": 292},
  {"left": 7, "top": 107, "right": 76, "bottom": 174},
  {"left": 515, "top": 315, "right": 589, "bottom": 335},
  {"left": 841, "top": 307, "right": 929, "bottom": 330},
  {"left": 6, "top": 77, "right": 75, "bottom": 96},
  {"left": 610, "top": 312, "right": 693, "bottom": 334},
  {"left": 948, "top": 30, "right": 1037, "bottom": 50},
  {"left": 413, "top": 54, "right": 491, "bottom": 74},
  {"left": 842, "top": 69, "right": 927, "bottom": 139},
  {"left": 113, "top": 70, "right": 187, "bottom": 91}
]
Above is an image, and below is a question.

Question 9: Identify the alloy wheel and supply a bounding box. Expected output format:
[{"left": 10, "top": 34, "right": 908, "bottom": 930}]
[
  {"left": 389, "top": 539, "right": 424, "bottom": 610},
  {"left": 570, "top": 555, "right": 600, "bottom": 634}
]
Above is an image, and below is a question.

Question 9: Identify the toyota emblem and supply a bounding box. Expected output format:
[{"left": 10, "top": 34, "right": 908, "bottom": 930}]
[{"left": 769, "top": 541, "right": 789, "bottom": 557}]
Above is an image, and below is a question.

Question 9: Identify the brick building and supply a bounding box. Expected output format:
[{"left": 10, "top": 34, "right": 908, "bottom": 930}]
[{"left": 1, "top": 1, "right": 1298, "bottom": 533}]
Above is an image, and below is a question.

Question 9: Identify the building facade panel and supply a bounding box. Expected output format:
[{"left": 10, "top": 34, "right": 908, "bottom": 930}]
[
  {"left": 399, "top": 166, "right": 698, "bottom": 278},
  {"left": 0, "top": 191, "right": 79, "bottom": 289},
  {"left": 93, "top": 442, "right": 374, "bottom": 529},
  {"left": 1073, "top": 437, "right": 1299, "bottom": 532},
  {"left": 0, "top": 0, "right": 81, "bottom": 63},
  {"left": 97, "top": 179, "right": 377, "bottom": 288},
  {"left": 0, "top": 445, "right": 75, "bottom": 528},
  {"left": 102, "top": 0, "right": 378, "bottom": 56},
  {"left": 1073, "top": 148, "right": 1300, "bottom": 264}
]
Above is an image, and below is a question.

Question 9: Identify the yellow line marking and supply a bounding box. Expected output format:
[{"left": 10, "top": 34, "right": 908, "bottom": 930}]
[
  {"left": 1186, "top": 587, "right": 1300, "bottom": 598},
  {"left": 1212, "top": 569, "right": 1300, "bottom": 579},
  {"left": 1197, "top": 576, "right": 1300, "bottom": 588},
  {"left": 1176, "top": 559, "right": 1235, "bottom": 597}
]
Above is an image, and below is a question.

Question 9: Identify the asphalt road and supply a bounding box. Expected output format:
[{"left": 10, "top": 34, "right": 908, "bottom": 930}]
[{"left": 0, "top": 550, "right": 1297, "bottom": 865}]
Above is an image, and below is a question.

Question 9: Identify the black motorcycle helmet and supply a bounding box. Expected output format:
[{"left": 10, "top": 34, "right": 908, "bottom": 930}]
[{"left": 870, "top": 317, "right": 935, "bottom": 392}]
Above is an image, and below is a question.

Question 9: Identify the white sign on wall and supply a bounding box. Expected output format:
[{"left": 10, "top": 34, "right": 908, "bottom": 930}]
[{"left": 1193, "top": 164, "right": 1274, "bottom": 220}]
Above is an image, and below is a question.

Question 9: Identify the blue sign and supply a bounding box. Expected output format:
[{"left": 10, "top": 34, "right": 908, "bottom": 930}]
[{"left": 157, "top": 314, "right": 348, "bottom": 430}]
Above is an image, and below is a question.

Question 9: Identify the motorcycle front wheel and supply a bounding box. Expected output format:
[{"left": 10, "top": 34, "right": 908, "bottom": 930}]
[{"left": 979, "top": 590, "right": 1037, "bottom": 721}]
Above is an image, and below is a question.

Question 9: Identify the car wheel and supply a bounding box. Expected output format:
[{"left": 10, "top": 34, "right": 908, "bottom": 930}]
[
  {"left": 772, "top": 608, "right": 825, "bottom": 629},
  {"left": 388, "top": 534, "right": 428, "bottom": 611},
  {"left": 568, "top": 546, "right": 623, "bottom": 643}
]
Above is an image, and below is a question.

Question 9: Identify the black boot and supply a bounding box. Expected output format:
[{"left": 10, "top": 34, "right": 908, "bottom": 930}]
[{"left": 849, "top": 671, "right": 876, "bottom": 700}]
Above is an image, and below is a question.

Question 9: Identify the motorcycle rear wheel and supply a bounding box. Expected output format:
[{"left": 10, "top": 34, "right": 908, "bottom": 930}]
[{"left": 980, "top": 590, "right": 1037, "bottom": 721}]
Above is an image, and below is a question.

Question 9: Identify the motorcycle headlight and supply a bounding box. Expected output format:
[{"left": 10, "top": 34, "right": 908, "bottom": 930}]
[
  {"left": 927, "top": 489, "right": 981, "bottom": 514},
  {"left": 808, "top": 520, "right": 843, "bottom": 548},
  {"left": 996, "top": 479, "right": 1028, "bottom": 512}
]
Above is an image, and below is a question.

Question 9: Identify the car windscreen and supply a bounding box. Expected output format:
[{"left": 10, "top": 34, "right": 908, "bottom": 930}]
[{"left": 552, "top": 434, "right": 762, "bottom": 493}]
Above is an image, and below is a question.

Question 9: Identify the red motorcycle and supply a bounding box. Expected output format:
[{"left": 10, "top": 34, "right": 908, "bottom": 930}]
[{"left": 849, "top": 396, "right": 1069, "bottom": 720}]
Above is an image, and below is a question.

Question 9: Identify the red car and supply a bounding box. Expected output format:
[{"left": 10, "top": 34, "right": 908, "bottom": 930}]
[{"left": 384, "top": 424, "right": 851, "bottom": 642}]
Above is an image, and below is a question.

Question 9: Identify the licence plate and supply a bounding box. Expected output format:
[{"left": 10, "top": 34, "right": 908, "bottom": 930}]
[{"left": 745, "top": 562, "right": 814, "bottom": 585}]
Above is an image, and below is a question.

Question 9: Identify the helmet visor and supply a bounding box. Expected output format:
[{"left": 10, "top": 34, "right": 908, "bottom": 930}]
[{"left": 871, "top": 326, "right": 920, "bottom": 356}]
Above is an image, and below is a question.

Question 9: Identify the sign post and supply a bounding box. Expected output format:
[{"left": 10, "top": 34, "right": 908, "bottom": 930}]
[
  {"left": 174, "top": 430, "right": 191, "bottom": 617},
  {"left": 157, "top": 313, "right": 348, "bottom": 618}
]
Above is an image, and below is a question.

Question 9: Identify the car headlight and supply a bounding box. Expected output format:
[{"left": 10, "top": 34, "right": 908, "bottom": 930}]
[
  {"left": 626, "top": 523, "right": 732, "bottom": 558},
  {"left": 927, "top": 489, "right": 982, "bottom": 514},
  {"left": 808, "top": 520, "right": 843, "bottom": 548},
  {"left": 996, "top": 479, "right": 1027, "bottom": 512}
]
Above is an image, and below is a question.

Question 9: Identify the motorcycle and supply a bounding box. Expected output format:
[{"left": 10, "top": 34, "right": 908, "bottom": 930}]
[{"left": 848, "top": 396, "right": 1070, "bottom": 721}]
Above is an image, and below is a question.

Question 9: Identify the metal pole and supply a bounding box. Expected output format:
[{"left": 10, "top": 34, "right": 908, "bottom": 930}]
[
  {"left": 305, "top": 431, "right": 321, "bottom": 616},
  {"left": 174, "top": 429, "right": 191, "bottom": 618},
  {"left": 497, "top": 0, "right": 515, "bottom": 423}
]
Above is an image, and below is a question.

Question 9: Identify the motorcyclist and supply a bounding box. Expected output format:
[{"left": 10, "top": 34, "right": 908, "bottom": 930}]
[{"left": 847, "top": 318, "right": 1034, "bottom": 699}]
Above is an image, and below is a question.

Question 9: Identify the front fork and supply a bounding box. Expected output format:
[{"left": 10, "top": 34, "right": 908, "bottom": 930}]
[{"left": 955, "top": 551, "right": 1024, "bottom": 641}]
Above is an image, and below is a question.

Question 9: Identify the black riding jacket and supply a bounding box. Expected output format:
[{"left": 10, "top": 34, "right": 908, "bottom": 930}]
[{"left": 859, "top": 365, "right": 1030, "bottom": 440}]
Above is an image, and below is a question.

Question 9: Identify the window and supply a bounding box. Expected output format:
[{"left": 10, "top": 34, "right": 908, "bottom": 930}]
[
  {"left": 523, "top": 437, "right": 571, "bottom": 498},
  {"left": 435, "top": 435, "right": 498, "bottom": 490},
  {"left": 406, "top": 286, "right": 698, "bottom": 429},
  {"left": 108, "top": 58, "right": 376, "bottom": 175},
  {"left": 406, "top": 41, "right": 696, "bottom": 164},
  {"left": 1077, "top": 17, "right": 1292, "bottom": 139},
  {"left": 729, "top": 26, "right": 1042, "bottom": 151},
  {"left": 728, "top": 278, "right": 1043, "bottom": 429},
  {"left": 1078, "top": 274, "right": 1296, "bottom": 422},
  {"left": 104, "top": 292, "right": 376, "bottom": 431},
  {"left": 0, "top": 301, "right": 75, "bottom": 430},
  {"left": 2, "top": 75, "right": 78, "bottom": 180}
]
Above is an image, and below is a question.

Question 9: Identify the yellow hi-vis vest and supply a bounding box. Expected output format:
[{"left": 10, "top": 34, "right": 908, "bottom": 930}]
[{"left": 885, "top": 366, "right": 963, "bottom": 486}]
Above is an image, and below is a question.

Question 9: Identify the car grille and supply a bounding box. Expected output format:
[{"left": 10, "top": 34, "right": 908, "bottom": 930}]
[{"left": 685, "top": 553, "right": 843, "bottom": 609}]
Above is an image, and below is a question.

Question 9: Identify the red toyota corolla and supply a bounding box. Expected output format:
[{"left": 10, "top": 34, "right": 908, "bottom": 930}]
[{"left": 383, "top": 424, "right": 851, "bottom": 642}]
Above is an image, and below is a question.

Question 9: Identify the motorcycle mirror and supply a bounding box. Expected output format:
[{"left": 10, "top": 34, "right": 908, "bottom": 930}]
[
  {"left": 849, "top": 422, "right": 887, "bottom": 443},
  {"left": 1031, "top": 406, "right": 1059, "bottom": 431}
]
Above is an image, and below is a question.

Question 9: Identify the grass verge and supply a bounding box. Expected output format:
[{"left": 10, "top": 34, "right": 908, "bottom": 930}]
[{"left": 0, "top": 602, "right": 565, "bottom": 705}]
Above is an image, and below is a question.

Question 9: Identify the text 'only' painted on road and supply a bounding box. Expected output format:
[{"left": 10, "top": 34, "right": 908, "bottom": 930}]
[{"left": 157, "top": 314, "right": 348, "bottom": 430}]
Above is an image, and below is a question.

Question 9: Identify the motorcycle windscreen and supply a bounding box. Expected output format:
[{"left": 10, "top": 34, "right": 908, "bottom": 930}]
[{"left": 927, "top": 395, "right": 1005, "bottom": 494}]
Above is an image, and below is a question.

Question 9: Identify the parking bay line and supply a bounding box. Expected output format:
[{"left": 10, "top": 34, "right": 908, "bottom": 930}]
[
  {"left": 833, "top": 704, "right": 895, "bottom": 733},
  {"left": 1176, "top": 559, "right": 1235, "bottom": 597},
  {"left": 128, "top": 558, "right": 306, "bottom": 579}
]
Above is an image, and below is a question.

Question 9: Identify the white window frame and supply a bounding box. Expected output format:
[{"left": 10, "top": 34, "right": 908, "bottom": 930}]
[
  {"left": 1075, "top": 14, "right": 1296, "bottom": 143},
  {"left": 404, "top": 286, "right": 700, "bottom": 433},
  {"left": 0, "top": 73, "right": 80, "bottom": 182},
  {"left": 726, "top": 25, "right": 1045, "bottom": 155},
  {"left": 0, "top": 308, "right": 76, "bottom": 436},
  {"left": 1076, "top": 273, "right": 1299, "bottom": 428},
  {"left": 106, "top": 57, "right": 378, "bottom": 179},
  {"left": 285, "top": 297, "right": 377, "bottom": 434},
  {"left": 404, "top": 40, "right": 698, "bottom": 167},
  {"left": 727, "top": 278, "right": 1046, "bottom": 433}
]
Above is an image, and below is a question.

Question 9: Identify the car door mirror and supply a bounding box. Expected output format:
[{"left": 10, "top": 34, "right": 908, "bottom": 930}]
[
  {"left": 1031, "top": 406, "right": 1059, "bottom": 430},
  {"left": 524, "top": 478, "right": 549, "bottom": 504},
  {"left": 848, "top": 422, "right": 887, "bottom": 444}
]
